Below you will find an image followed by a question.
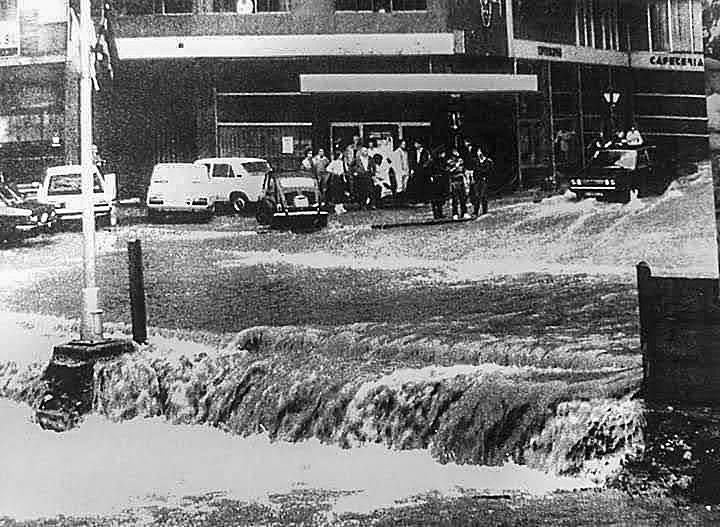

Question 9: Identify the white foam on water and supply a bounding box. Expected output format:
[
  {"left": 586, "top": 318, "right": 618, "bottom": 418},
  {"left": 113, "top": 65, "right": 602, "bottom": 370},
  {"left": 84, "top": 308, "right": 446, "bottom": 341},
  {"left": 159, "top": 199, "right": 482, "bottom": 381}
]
[{"left": 0, "top": 399, "right": 593, "bottom": 521}]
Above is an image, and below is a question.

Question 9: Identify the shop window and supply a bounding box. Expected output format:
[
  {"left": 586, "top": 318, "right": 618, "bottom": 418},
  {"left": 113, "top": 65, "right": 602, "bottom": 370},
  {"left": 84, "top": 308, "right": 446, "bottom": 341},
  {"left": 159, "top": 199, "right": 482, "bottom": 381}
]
[
  {"left": 649, "top": 0, "right": 670, "bottom": 51},
  {"left": 213, "top": 0, "right": 292, "bottom": 12},
  {"left": 335, "top": 0, "right": 425, "bottom": 11}
]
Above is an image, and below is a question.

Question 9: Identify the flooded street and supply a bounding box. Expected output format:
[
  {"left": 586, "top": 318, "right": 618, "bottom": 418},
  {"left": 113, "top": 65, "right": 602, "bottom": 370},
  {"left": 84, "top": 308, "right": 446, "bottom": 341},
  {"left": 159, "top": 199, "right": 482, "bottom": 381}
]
[{"left": 0, "top": 167, "right": 717, "bottom": 525}]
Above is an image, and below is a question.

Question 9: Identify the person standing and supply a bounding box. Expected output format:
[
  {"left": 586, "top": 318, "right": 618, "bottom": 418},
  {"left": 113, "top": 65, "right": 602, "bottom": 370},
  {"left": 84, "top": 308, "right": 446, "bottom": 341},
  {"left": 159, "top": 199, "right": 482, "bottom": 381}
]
[
  {"left": 428, "top": 149, "right": 449, "bottom": 219},
  {"left": 312, "top": 148, "right": 330, "bottom": 195},
  {"left": 470, "top": 147, "right": 494, "bottom": 216},
  {"left": 301, "top": 149, "right": 313, "bottom": 172},
  {"left": 408, "top": 139, "right": 430, "bottom": 203},
  {"left": 326, "top": 150, "right": 347, "bottom": 214},
  {"left": 393, "top": 139, "right": 410, "bottom": 197},
  {"left": 351, "top": 147, "right": 376, "bottom": 210},
  {"left": 344, "top": 135, "right": 362, "bottom": 201},
  {"left": 448, "top": 149, "right": 469, "bottom": 220}
]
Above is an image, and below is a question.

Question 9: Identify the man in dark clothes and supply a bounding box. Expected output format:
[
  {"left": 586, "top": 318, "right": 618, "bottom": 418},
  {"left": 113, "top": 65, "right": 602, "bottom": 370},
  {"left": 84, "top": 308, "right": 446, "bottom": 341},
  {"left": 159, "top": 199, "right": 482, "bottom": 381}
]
[
  {"left": 470, "top": 147, "right": 494, "bottom": 216},
  {"left": 448, "top": 149, "right": 468, "bottom": 219},
  {"left": 407, "top": 139, "right": 431, "bottom": 203},
  {"left": 428, "top": 149, "right": 449, "bottom": 219},
  {"left": 351, "top": 147, "right": 376, "bottom": 210}
]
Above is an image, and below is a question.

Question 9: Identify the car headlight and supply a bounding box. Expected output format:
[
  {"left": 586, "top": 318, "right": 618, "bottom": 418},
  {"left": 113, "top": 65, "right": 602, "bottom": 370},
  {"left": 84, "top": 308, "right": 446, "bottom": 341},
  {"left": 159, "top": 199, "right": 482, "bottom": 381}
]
[
  {"left": 29, "top": 215, "right": 38, "bottom": 223},
  {"left": 276, "top": 203, "right": 283, "bottom": 211},
  {"left": 609, "top": 179, "right": 615, "bottom": 186},
  {"left": 40, "top": 212, "right": 48, "bottom": 223},
  {"left": 604, "top": 179, "right": 610, "bottom": 185}
]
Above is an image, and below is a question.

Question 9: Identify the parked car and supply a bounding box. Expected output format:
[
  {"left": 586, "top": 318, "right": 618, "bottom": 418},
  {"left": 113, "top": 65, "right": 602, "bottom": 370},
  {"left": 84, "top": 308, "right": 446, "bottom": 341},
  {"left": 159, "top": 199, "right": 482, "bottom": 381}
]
[
  {"left": 193, "top": 157, "right": 272, "bottom": 213},
  {"left": 568, "top": 145, "right": 672, "bottom": 203},
  {"left": 146, "top": 163, "right": 216, "bottom": 221},
  {"left": 255, "top": 171, "right": 329, "bottom": 229},
  {"left": 36, "top": 165, "right": 117, "bottom": 226},
  {"left": 0, "top": 183, "right": 57, "bottom": 241}
]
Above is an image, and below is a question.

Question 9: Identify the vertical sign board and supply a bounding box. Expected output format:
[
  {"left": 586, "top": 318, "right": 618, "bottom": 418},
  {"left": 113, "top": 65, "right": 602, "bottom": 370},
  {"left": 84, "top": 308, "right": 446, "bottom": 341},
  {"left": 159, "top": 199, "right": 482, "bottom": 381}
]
[{"left": 0, "top": 0, "right": 19, "bottom": 57}]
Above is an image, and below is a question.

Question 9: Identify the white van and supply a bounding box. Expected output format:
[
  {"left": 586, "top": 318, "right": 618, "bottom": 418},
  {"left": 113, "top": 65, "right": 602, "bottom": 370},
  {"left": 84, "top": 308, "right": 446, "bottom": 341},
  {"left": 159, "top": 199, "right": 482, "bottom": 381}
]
[
  {"left": 146, "top": 163, "right": 216, "bottom": 220},
  {"left": 37, "top": 165, "right": 117, "bottom": 225},
  {"left": 193, "top": 157, "right": 271, "bottom": 212}
]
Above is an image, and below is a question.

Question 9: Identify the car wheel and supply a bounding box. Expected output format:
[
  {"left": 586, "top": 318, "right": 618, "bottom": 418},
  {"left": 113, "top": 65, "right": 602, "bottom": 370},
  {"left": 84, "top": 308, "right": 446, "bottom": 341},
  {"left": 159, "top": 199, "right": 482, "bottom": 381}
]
[
  {"left": 230, "top": 193, "right": 248, "bottom": 214},
  {"left": 147, "top": 209, "right": 160, "bottom": 223},
  {"left": 255, "top": 200, "right": 273, "bottom": 225},
  {"left": 314, "top": 215, "right": 328, "bottom": 229},
  {"left": 614, "top": 188, "right": 631, "bottom": 203}
]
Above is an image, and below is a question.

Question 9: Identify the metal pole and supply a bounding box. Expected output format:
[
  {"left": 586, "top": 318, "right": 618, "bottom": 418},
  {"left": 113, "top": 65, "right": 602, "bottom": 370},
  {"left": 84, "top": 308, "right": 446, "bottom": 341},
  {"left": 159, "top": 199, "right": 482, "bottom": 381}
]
[
  {"left": 80, "top": 0, "right": 103, "bottom": 341},
  {"left": 127, "top": 239, "right": 148, "bottom": 344}
]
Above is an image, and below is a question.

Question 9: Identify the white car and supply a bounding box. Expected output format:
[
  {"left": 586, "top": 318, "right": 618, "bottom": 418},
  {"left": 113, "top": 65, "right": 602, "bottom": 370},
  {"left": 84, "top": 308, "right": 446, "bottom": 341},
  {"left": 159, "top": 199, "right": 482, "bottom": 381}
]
[
  {"left": 37, "top": 165, "right": 117, "bottom": 225},
  {"left": 193, "top": 157, "right": 272, "bottom": 213},
  {"left": 146, "top": 163, "right": 216, "bottom": 221}
]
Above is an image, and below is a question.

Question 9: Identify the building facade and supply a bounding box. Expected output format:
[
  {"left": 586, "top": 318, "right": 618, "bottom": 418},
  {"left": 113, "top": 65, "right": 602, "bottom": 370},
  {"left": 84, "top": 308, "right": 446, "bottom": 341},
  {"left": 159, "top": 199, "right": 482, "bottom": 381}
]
[{"left": 0, "top": 0, "right": 708, "bottom": 195}]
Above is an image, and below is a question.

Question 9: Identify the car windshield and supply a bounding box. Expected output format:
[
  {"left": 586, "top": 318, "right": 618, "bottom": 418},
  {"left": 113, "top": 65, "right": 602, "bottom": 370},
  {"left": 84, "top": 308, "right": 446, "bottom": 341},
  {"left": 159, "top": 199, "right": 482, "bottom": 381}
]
[
  {"left": 277, "top": 176, "right": 317, "bottom": 189},
  {"left": 590, "top": 150, "right": 637, "bottom": 170},
  {"left": 242, "top": 161, "right": 270, "bottom": 173},
  {"left": 0, "top": 185, "right": 20, "bottom": 204},
  {"left": 152, "top": 165, "right": 207, "bottom": 184},
  {"left": 48, "top": 173, "right": 104, "bottom": 195}
]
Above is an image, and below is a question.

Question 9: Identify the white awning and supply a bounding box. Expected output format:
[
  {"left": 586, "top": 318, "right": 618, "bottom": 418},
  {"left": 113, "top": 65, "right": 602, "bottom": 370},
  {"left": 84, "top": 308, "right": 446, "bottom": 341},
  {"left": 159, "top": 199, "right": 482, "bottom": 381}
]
[
  {"left": 299, "top": 73, "right": 538, "bottom": 93},
  {"left": 116, "top": 33, "right": 457, "bottom": 60}
]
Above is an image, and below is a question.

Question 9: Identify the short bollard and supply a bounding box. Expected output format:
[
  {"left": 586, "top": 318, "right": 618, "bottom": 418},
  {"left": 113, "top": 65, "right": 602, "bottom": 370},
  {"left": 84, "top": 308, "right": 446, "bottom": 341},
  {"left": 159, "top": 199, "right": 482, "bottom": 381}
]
[{"left": 128, "top": 239, "right": 147, "bottom": 344}]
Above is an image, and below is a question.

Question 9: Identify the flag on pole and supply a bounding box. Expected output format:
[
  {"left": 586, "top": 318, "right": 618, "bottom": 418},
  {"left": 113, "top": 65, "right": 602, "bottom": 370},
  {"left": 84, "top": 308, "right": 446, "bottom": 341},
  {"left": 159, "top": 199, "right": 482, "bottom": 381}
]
[{"left": 93, "top": 2, "right": 119, "bottom": 89}]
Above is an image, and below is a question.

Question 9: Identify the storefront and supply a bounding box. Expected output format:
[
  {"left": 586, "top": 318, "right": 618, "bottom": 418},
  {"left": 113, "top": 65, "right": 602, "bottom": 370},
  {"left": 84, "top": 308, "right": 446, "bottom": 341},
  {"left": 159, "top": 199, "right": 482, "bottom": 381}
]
[{"left": 96, "top": 56, "right": 536, "bottom": 195}]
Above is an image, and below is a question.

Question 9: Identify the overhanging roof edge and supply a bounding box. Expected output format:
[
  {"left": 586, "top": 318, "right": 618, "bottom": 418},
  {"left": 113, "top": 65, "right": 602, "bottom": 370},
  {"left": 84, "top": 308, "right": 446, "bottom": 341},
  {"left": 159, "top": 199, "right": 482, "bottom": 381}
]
[{"left": 299, "top": 73, "right": 539, "bottom": 93}]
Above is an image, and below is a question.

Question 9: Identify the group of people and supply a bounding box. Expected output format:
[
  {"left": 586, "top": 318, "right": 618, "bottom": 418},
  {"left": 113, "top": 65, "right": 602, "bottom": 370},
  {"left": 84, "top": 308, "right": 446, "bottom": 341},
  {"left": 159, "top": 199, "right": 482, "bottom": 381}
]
[
  {"left": 300, "top": 135, "right": 495, "bottom": 220},
  {"left": 590, "top": 123, "right": 645, "bottom": 154}
]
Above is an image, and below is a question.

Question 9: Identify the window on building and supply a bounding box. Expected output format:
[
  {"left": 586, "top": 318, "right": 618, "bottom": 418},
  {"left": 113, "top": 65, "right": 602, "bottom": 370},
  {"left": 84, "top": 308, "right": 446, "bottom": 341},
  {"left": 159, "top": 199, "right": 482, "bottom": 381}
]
[
  {"left": 335, "top": 0, "right": 425, "bottom": 11},
  {"left": 670, "top": 0, "right": 692, "bottom": 52},
  {"left": 576, "top": 0, "right": 592, "bottom": 47},
  {"left": 116, "top": 0, "right": 193, "bottom": 14},
  {"left": 213, "top": 0, "right": 292, "bottom": 12},
  {"left": 648, "top": 0, "right": 670, "bottom": 51},
  {"left": 514, "top": 0, "right": 576, "bottom": 44}
]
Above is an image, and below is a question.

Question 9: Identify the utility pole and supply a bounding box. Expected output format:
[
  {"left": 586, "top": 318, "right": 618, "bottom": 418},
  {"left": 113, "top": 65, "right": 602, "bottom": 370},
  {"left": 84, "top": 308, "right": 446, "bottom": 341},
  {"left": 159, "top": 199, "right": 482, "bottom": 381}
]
[{"left": 79, "top": 0, "right": 103, "bottom": 342}]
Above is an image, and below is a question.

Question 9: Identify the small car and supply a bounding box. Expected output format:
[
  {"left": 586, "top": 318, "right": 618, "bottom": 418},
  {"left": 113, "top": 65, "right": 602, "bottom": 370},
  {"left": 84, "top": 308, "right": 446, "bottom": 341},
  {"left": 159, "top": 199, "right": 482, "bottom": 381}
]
[
  {"left": 255, "top": 171, "right": 329, "bottom": 229},
  {"left": 568, "top": 145, "right": 671, "bottom": 203},
  {"left": 0, "top": 184, "right": 57, "bottom": 241},
  {"left": 194, "top": 157, "right": 272, "bottom": 213},
  {"left": 146, "top": 163, "right": 216, "bottom": 221},
  {"left": 36, "top": 165, "right": 117, "bottom": 226}
]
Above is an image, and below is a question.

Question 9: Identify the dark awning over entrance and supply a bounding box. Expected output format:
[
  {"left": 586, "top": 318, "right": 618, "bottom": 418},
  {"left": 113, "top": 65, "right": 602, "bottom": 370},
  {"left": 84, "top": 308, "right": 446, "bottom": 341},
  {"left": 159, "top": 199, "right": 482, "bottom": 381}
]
[{"left": 299, "top": 73, "right": 538, "bottom": 94}]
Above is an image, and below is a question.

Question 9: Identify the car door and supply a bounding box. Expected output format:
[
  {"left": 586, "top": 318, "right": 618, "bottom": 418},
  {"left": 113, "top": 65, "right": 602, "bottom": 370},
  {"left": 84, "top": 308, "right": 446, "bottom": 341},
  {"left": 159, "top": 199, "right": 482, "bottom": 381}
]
[
  {"left": 238, "top": 161, "right": 267, "bottom": 202},
  {"left": 209, "top": 162, "right": 235, "bottom": 203}
]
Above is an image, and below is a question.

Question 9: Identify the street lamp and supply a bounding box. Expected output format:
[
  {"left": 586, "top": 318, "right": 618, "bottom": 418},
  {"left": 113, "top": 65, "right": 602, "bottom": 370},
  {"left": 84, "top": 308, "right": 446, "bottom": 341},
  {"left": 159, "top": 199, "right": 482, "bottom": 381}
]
[{"left": 602, "top": 87, "right": 622, "bottom": 136}]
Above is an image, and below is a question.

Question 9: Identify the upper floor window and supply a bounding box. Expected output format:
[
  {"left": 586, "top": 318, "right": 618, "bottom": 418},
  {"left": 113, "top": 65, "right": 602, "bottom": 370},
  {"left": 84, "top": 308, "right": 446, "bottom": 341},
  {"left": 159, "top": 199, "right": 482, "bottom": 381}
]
[
  {"left": 213, "top": 0, "right": 291, "bottom": 12},
  {"left": 575, "top": 0, "right": 621, "bottom": 51},
  {"left": 649, "top": 0, "right": 670, "bottom": 51},
  {"left": 116, "top": 0, "right": 193, "bottom": 15},
  {"left": 513, "top": 0, "right": 577, "bottom": 45},
  {"left": 335, "top": 0, "right": 426, "bottom": 12},
  {"left": 629, "top": 0, "right": 699, "bottom": 53}
]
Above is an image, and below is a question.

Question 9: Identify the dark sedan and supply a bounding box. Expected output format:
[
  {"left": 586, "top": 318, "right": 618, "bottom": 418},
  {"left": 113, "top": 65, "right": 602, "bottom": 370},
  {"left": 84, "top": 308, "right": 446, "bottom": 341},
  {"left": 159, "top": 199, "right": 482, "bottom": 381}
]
[
  {"left": 0, "top": 183, "right": 57, "bottom": 241},
  {"left": 568, "top": 146, "right": 672, "bottom": 203},
  {"left": 255, "top": 172, "right": 329, "bottom": 229}
]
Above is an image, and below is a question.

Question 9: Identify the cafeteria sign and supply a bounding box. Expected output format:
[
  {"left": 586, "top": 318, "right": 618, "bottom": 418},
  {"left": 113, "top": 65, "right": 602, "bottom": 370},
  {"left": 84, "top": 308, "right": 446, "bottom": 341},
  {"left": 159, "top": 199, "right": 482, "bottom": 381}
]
[
  {"left": 0, "top": 1, "right": 19, "bottom": 57},
  {"left": 631, "top": 51, "right": 704, "bottom": 72}
]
